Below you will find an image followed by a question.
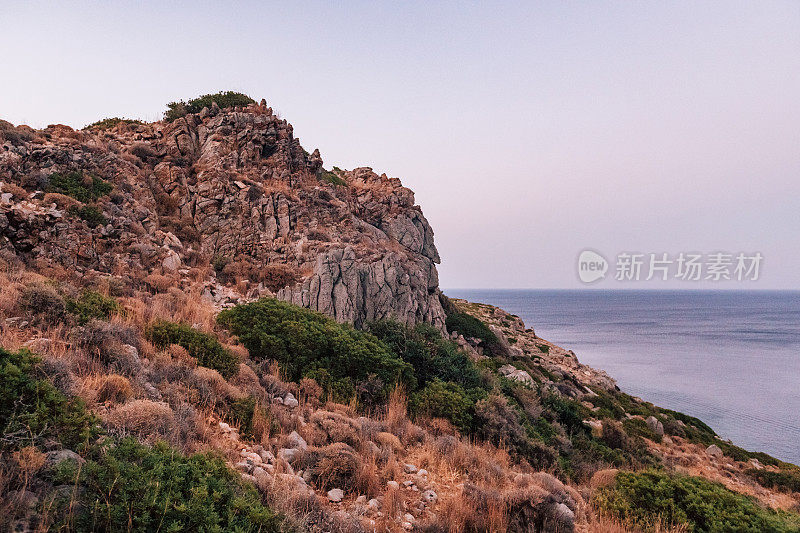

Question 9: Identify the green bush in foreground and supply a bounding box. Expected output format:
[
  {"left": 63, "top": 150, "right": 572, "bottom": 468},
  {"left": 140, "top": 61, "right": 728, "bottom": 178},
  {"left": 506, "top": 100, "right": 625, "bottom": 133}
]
[
  {"left": 218, "top": 298, "right": 415, "bottom": 398},
  {"left": 47, "top": 171, "right": 112, "bottom": 203},
  {"left": 410, "top": 379, "right": 476, "bottom": 432},
  {"left": 0, "top": 348, "right": 97, "bottom": 450},
  {"left": 146, "top": 321, "right": 238, "bottom": 379},
  {"left": 52, "top": 437, "right": 282, "bottom": 532},
  {"left": 594, "top": 470, "right": 800, "bottom": 532},
  {"left": 165, "top": 91, "right": 256, "bottom": 121},
  {"left": 65, "top": 289, "right": 119, "bottom": 324}
]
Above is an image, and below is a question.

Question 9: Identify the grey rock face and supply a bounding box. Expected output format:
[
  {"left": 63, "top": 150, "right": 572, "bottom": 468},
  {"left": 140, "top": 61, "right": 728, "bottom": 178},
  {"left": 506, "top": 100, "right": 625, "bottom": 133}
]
[{"left": 278, "top": 246, "right": 445, "bottom": 330}]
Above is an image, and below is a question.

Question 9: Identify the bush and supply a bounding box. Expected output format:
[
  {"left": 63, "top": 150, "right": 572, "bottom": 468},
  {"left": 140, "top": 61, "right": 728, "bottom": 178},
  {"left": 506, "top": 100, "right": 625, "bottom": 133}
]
[
  {"left": 622, "top": 417, "right": 662, "bottom": 444},
  {"left": 51, "top": 437, "right": 282, "bottom": 532},
  {"left": 594, "top": 470, "right": 800, "bottom": 532},
  {"left": 474, "top": 394, "right": 528, "bottom": 448},
  {"left": 746, "top": 468, "right": 800, "bottom": 494},
  {"left": 104, "top": 400, "right": 177, "bottom": 442},
  {"left": 84, "top": 117, "right": 143, "bottom": 130},
  {"left": 227, "top": 396, "right": 257, "bottom": 438},
  {"left": 165, "top": 91, "right": 256, "bottom": 121},
  {"left": 367, "top": 320, "right": 484, "bottom": 390},
  {"left": 20, "top": 283, "right": 66, "bottom": 327},
  {"left": 96, "top": 374, "right": 133, "bottom": 404},
  {"left": 317, "top": 168, "right": 346, "bottom": 186},
  {"left": 259, "top": 263, "right": 300, "bottom": 292},
  {"left": 410, "top": 379, "right": 475, "bottom": 432},
  {"left": 305, "top": 442, "right": 362, "bottom": 492},
  {"left": 47, "top": 171, "right": 112, "bottom": 203},
  {"left": 217, "top": 298, "right": 414, "bottom": 397},
  {"left": 0, "top": 348, "right": 97, "bottom": 450},
  {"left": 146, "top": 321, "right": 238, "bottom": 379},
  {"left": 65, "top": 289, "right": 119, "bottom": 324},
  {"left": 67, "top": 204, "right": 107, "bottom": 227},
  {"left": 444, "top": 310, "right": 503, "bottom": 355}
]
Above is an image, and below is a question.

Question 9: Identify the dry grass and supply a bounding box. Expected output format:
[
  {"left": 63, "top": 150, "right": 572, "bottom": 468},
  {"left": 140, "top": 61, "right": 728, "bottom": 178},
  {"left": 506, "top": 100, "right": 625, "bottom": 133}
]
[
  {"left": 95, "top": 374, "right": 133, "bottom": 404},
  {"left": 103, "top": 399, "right": 177, "bottom": 442},
  {"left": 584, "top": 511, "right": 689, "bottom": 533}
]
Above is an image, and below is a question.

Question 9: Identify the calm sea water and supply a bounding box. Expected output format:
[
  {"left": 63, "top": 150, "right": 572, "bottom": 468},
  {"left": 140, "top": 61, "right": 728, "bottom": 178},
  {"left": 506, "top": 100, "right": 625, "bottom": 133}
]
[{"left": 446, "top": 289, "right": 800, "bottom": 465}]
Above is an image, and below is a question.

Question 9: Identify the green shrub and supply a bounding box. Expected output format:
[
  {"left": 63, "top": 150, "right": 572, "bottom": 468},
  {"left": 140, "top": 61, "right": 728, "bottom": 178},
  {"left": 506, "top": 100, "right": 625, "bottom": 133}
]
[
  {"left": 65, "top": 290, "right": 119, "bottom": 324},
  {"left": 51, "top": 437, "right": 281, "bottom": 532},
  {"left": 67, "top": 204, "right": 107, "bottom": 227},
  {"left": 165, "top": 91, "right": 256, "bottom": 121},
  {"left": 622, "top": 417, "right": 662, "bottom": 443},
  {"left": 367, "top": 320, "right": 483, "bottom": 390},
  {"left": 594, "top": 470, "right": 800, "bottom": 532},
  {"left": 542, "top": 393, "right": 587, "bottom": 436},
  {"left": 0, "top": 348, "right": 97, "bottom": 450},
  {"left": 47, "top": 171, "right": 112, "bottom": 203},
  {"left": 746, "top": 468, "right": 800, "bottom": 493},
  {"left": 317, "top": 168, "right": 346, "bottom": 186},
  {"left": 217, "top": 298, "right": 414, "bottom": 396},
  {"left": 444, "top": 310, "right": 503, "bottom": 355},
  {"left": 410, "top": 379, "right": 475, "bottom": 432},
  {"left": 227, "top": 396, "right": 257, "bottom": 438},
  {"left": 84, "top": 117, "right": 144, "bottom": 130},
  {"left": 146, "top": 321, "right": 238, "bottom": 379}
]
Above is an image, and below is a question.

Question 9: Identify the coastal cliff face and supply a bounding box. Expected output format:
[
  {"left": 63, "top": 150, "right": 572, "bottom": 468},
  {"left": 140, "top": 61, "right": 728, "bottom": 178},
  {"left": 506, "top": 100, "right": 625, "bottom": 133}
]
[{"left": 0, "top": 103, "right": 445, "bottom": 328}]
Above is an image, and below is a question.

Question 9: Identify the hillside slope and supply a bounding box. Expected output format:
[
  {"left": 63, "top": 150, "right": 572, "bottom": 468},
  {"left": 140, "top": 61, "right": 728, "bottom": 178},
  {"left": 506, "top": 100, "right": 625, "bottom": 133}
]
[{"left": 1, "top": 96, "right": 799, "bottom": 533}]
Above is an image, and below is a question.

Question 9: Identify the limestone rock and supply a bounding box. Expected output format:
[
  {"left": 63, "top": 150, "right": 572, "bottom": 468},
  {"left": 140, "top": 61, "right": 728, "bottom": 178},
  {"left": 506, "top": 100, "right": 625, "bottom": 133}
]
[
  {"left": 498, "top": 364, "right": 535, "bottom": 387},
  {"left": 646, "top": 415, "right": 665, "bottom": 436},
  {"left": 707, "top": 444, "right": 724, "bottom": 458}
]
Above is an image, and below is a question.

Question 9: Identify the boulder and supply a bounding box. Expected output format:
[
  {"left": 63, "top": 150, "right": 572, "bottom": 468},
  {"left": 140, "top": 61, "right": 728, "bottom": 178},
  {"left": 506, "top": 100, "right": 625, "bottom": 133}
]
[
  {"left": 287, "top": 430, "right": 307, "bottom": 450},
  {"left": 646, "top": 415, "right": 664, "bottom": 436},
  {"left": 498, "top": 364, "right": 535, "bottom": 387},
  {"left": 706, "top": 444, "right": 724, "bottom": 458},
  {"left": 45, "top": 449, "right": 84, "bottom": 468}
]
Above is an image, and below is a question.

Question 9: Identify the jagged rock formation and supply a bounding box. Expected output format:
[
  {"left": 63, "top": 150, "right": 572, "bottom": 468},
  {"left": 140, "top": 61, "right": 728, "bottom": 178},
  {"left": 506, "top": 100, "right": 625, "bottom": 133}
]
[{"left": 0, "top": 103, "right": 445, "bottom": 328}]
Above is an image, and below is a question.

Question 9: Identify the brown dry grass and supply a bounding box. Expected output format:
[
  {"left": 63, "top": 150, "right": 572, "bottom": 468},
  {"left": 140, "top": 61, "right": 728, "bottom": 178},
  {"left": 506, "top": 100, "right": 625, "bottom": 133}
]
[
  {"left": 103, "top": 399, "right": 177, "bottom": 442},
  {"left": 95, "top": 374, "right": 133, "bottom": 404}
]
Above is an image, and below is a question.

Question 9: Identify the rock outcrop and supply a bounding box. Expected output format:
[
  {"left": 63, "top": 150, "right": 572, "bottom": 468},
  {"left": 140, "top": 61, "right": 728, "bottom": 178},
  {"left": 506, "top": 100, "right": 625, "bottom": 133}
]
[{"left": 0, "top": 103, "right": 445, "bottom": 328}]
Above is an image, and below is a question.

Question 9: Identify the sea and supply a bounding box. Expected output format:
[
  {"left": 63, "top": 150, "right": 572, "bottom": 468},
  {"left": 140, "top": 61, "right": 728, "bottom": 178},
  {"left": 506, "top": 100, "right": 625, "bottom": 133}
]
[{"left": 446, "top": 289, "right": 800, "bottom": 465}]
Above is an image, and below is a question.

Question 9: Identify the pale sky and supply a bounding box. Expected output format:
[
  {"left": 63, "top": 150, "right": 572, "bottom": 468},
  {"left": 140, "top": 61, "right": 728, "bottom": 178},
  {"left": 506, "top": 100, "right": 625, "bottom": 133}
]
[{"left": 2, "top": 1, "right": 798, "bottom": 289}]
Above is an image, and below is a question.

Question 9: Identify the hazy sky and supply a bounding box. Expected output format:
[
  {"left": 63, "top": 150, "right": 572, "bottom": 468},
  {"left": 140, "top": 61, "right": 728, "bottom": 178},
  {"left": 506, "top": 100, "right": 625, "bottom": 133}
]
[{"left": 2, "top": 1, "right": 798, "bottom": 289}]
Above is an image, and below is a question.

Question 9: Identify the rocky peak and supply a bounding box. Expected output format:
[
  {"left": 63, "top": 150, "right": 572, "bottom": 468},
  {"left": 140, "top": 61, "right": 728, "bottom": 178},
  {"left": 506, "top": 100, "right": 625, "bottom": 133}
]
[{"left": 0, "top": 101, "right": 445, "bottom": 329}]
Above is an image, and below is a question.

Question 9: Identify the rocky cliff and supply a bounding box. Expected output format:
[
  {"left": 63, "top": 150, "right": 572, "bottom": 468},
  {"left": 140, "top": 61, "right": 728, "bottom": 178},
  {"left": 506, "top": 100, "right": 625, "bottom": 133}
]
[{"left": 0, "top": 101, "right": 445, "bottom": 328}]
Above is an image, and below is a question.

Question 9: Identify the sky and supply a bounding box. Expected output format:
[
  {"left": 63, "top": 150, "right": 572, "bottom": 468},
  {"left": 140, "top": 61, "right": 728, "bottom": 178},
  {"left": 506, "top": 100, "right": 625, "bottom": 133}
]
[{"left": 2, "top": 1, "right": 798, "bottom": 289}]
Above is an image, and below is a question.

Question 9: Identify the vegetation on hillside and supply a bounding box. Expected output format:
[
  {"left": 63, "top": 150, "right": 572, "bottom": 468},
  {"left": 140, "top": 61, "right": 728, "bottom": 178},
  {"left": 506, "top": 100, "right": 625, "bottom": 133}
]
[
  {"left": 50, "top": 438, "right": 283, "bottom": 532},
  {"left": 83, "top": 117, "right": 144, "bottom": 130},
  {"left": 146, "top": 320, "right": 239, "bottom": 379},
  {"left": 165, "top": 91, "right": 256, "bottom": 121},
  {"left": 0, "top": 348, "right": 98, "bottom": 450},
  {"left": 46, "top": 171, "right": 112, "bottom": 203},
  {"left": 218, "top": 299, "right": 415, "bottom": 403},
  {"left": 594, "top": 470, "right": 800, "bottom": 532}
]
